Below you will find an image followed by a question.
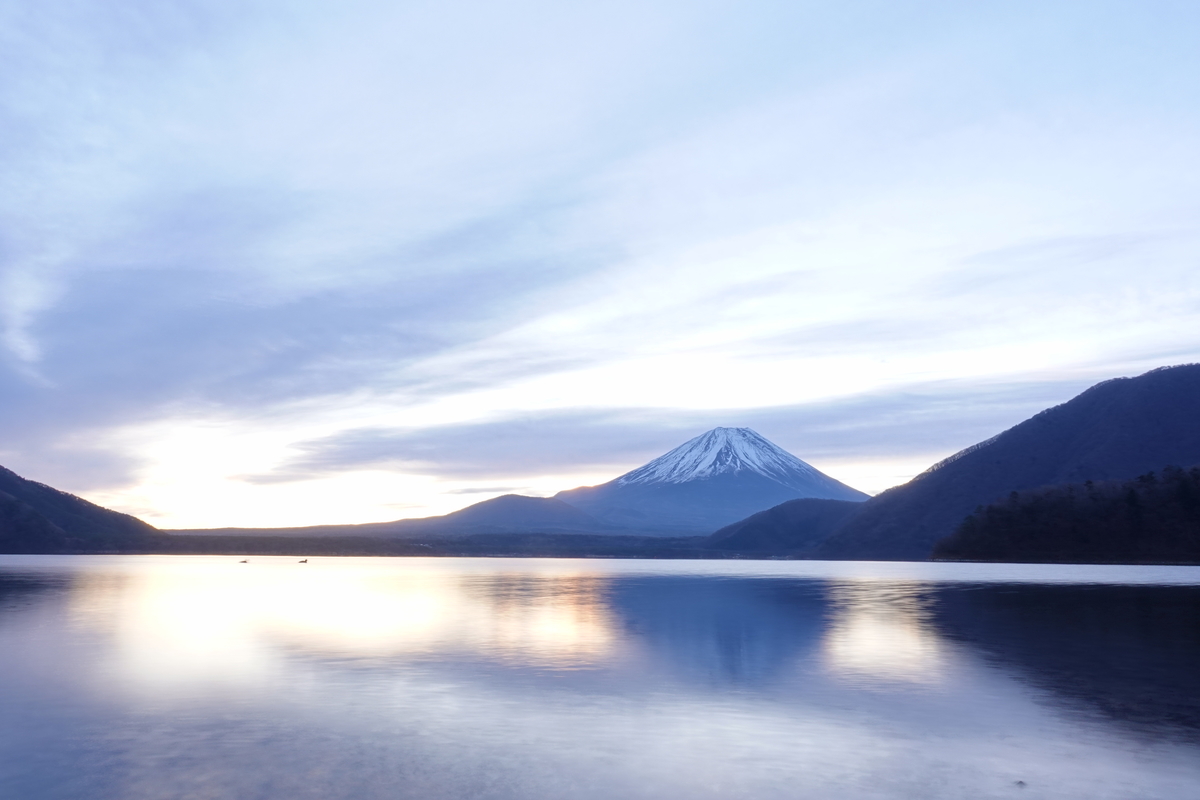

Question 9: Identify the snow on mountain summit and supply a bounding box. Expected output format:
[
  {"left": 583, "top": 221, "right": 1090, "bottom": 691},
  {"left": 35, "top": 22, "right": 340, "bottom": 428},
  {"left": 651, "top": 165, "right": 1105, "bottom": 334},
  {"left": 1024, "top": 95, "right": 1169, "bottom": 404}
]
[
  {"left": 615, "top": 427, "right": 822, "bottom": 488},
  {"left": 556, "top": 426, "right": 868, "bottom": 532}
]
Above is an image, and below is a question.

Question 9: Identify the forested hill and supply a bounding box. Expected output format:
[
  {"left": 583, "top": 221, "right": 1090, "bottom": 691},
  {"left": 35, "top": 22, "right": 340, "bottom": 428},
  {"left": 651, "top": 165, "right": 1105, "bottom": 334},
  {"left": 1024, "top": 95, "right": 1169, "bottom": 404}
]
[
  {"left": 818, "top": 363, "right": 1200, "bottom": 560},
  {"left": 703, "top": 498, "right": 862, "bottom": 556},
  {"left": 0, "top": 465, "right": 160, "bottom": 553},
  {"left": 933, "top": 466, "right": 1200, "bottom": 564}
]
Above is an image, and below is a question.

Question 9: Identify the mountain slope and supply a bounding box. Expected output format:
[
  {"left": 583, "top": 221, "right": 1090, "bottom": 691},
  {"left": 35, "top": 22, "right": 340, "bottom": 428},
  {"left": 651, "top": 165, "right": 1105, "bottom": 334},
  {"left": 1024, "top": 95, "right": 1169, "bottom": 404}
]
[
  {"left": 557, "top": 427, "right": 868, "bottom": 534},
  {"left": 0, "top": 465, "right": 159, "bottom": 552},
  {"left": 168, "top": 495, "right": 618, "bottom": 538},
  {"left": 428, "top": 494, "right": 602, "bottom": 530},
  {"left": 0, "top": 491, "right": 69, "bottom": 553},
  {"left": 818, "top": 364, "right": 1200, "bottom": 560},
  {"left": 705, "top": 498, "right": 863, "bottom": 555}
]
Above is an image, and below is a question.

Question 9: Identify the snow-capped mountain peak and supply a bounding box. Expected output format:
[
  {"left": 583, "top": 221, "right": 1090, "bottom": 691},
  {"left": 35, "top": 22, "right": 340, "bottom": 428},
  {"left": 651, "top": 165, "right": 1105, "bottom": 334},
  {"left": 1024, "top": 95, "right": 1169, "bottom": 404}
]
[
  {"left": 555, "top": 426, "right": 868, "bottom": 532},
  {"left": 615, "top": 427, "right": 820, "bottom": 488}
]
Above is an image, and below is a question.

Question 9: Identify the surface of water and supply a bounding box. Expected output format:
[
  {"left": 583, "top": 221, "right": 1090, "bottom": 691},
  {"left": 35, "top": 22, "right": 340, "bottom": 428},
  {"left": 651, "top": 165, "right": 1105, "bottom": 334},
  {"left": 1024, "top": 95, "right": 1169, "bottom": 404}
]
[{"left": 1, "top": 556, "right": 1199, "bottom": 800}]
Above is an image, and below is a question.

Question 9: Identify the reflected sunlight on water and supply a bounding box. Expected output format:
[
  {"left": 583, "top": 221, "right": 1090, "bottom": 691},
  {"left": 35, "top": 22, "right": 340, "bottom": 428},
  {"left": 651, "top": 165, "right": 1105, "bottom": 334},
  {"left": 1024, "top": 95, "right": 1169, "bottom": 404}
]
[
  {"left": 821, "top": 579, "right": 953, "bottom": 684},
  {"left": 65, "top": 558, "right": 619, "bottom": 693},
  {"left": 3, "top": 557, "right": 1200, "bottom": 800}
]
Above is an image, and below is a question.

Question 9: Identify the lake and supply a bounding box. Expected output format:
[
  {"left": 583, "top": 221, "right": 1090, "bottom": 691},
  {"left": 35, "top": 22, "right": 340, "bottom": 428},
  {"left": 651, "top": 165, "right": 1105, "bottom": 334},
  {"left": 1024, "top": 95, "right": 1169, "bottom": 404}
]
[{"left": 1, "top": 555, "right": 1198, "bottom": 799}]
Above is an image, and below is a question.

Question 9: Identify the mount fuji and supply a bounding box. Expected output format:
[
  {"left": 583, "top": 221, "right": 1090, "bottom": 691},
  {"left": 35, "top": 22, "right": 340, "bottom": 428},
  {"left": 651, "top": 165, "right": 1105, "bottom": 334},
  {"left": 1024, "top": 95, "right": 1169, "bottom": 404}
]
[
  {"left": 163, "top": 427, "right": 868, "bottom": 543},
  {"left": 555, "top": 427, "right": 868, "bottom": 533}
]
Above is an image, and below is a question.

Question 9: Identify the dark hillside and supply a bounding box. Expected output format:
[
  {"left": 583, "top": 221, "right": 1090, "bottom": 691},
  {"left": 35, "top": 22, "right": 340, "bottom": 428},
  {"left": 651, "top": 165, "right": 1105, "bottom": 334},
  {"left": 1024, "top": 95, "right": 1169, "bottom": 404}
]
[
  {"left": 934, "top": 466, "right": 1200, "bottom": 564},
  {"left": 0, "top": 492, "right": 69, "bottom": 553},
  {"left": 0, "top": 465, "right": 160, "bottom": 552},
  {"left": 819, "top": 364, "right": 1200, "bottom": 560},
  {"left": 705, "top": 498, "right": 862, "bottom": 555}
]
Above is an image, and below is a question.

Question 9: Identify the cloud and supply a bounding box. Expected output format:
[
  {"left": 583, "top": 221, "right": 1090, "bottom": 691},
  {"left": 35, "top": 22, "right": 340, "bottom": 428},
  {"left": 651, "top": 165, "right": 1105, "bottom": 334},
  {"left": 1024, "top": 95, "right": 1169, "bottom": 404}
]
[
  {"left": 1, "top": 0, "right": 1199, "bottom": 522},
  {"left": 248, "top": 375, "right": 1094, "bottom": 486}
]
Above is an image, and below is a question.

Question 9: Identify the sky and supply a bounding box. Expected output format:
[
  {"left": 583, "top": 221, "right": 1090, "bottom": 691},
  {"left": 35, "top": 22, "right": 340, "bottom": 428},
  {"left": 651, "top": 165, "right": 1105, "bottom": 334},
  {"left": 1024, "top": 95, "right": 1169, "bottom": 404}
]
[{"left": 1, "top": 0, "right": 1199, "bottom": 529}]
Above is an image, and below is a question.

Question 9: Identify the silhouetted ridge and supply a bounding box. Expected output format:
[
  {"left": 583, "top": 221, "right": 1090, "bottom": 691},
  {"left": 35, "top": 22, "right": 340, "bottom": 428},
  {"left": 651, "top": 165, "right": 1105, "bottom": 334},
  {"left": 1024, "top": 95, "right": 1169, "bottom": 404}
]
[
  {"left": 705, "top": 498, "right": 862, "bottom": 555},
  {"left": 818, "top": 363, "right": 1200, "bottom": 560},
  {"left": 0, "top": 464, "right": 159, "bottom": 552}
]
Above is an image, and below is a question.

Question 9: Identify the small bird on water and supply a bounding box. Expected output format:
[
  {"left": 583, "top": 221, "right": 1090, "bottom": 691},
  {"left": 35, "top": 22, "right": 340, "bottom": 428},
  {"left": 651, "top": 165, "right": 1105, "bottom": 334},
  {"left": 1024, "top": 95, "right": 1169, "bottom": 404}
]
[
  {"left": 239, "top": 560, "right": 248, "bottom": 563},
  {"left": 299, "top": 559, "right": 308, "bottom": 563}
]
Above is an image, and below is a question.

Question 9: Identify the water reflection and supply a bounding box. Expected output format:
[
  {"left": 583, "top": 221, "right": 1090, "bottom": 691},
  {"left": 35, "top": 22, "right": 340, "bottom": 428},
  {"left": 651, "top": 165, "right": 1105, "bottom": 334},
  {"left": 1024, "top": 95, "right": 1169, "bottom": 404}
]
[
  {"left": 465, "top": 572, "right": 615, "bottom": 667},
  {"left": 822, "top": 580, "right": 951, "bottom": 685},
  {"left": 935, "top": 583, "right": 1200, "bottom": 740},
  {"left": 608, "top": 577, "right": 825, "bottom": 684},
  {"left": 0, "top": 573, "right": 63, "bottom": 613},
  {"left": 62, "top": 562, "right": 851, "bottom": 691},
  {"left": 63, "top": 561, "right": 620, "bottom": 690},
  {"left": 2, "top": 557, "right": 1199, "bottom": 800},
  {"left": 28, "top": 557, "right": 1200, "bottom": 718}
]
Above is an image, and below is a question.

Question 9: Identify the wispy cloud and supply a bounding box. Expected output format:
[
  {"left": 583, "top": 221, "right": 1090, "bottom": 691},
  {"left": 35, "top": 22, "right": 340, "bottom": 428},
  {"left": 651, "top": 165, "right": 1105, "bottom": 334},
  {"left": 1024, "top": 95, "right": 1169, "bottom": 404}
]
[
  {"left": 2, "top": 0, "right": 1199, "bottom": 524},
  {"left": 244, "top": 376, "right": 1092, "bottom": 490}
]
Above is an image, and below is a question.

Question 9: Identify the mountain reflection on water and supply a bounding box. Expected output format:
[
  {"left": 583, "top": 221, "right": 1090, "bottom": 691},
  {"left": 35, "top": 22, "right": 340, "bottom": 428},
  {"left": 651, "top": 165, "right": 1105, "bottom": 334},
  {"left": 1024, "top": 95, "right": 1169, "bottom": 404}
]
[
  {"left": 1, "top": 556, "right": 1199, "bottom": 800},
  {"left": 934, "top": 582, "right": 1200, "bottom": 737}
]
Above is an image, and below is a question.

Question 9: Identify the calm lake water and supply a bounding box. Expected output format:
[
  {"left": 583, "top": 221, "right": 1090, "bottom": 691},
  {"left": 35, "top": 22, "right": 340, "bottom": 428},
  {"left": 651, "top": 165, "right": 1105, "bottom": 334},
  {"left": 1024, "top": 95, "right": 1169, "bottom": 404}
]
[{"left": 1, "top": 556, "right": 1198, "bottom": 800}]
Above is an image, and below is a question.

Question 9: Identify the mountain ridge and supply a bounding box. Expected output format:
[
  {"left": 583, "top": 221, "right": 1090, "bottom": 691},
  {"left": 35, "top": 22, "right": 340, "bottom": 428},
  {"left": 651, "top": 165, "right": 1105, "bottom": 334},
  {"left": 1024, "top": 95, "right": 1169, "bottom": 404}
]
[
  {"left": 11, "top": 365, "right": 1199, "bottom": 562},
  {"left": 818, "top": 363, "right": 1200, "bottom": 560},
  {"left": 704, "top": 497, "right": 863, "bottom": 555},
  {"left": 0, "top": 465, "right": 160, "bottom": 552},
  {"left": 162, "top": 427, "right": 866, "bottom": 539},
  {"left": 555, "top": 427, "right": 868, "bottom": 533}
]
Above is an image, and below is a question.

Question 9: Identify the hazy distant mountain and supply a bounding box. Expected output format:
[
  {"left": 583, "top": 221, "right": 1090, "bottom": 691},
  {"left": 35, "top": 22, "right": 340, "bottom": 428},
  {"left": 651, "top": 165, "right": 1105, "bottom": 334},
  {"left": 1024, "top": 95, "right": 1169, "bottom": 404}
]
[
  {"left": 393, "top": 494, "right": 604, "bottom": 532},
  {"left": 818, "top": 364, "right": 1200, "bottom": 560},
  {"left": 172, "top": 426, "right": 871, "bottom": 541},
  {"left": 0, "top": 465, "right": 159, "bottom": 553},
  {"left": 556, "top": 427, "right": 868, "bottom": 534},
  {"left": 704, "top": 498, "right": 863, "bottom": 555},
  {"left": 168, "top": 495, "right": 614, "bottom": 538}
]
